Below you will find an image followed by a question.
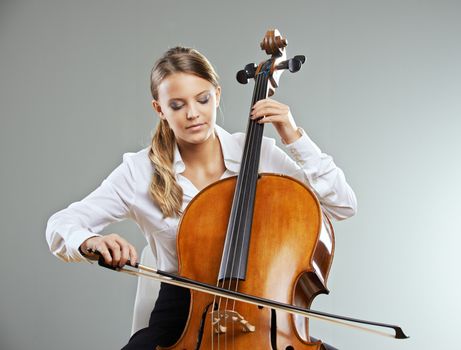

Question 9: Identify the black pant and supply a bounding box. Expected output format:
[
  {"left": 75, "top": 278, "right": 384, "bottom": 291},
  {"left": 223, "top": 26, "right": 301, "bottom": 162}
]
[
  {"left": 122, "top": 283, "right": 190, "bottom": 349},
  {"left": 122, "top": 283, "right": 338, "bottom": 350}
]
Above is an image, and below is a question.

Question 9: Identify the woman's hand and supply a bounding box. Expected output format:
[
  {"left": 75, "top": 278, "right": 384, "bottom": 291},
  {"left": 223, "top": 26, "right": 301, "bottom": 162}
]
[
  {"left": 250, "top": 98, "right": 302, "bottom": 144},
  {"left": 80, "top": 234, "right": 138, "bottom": 267}
]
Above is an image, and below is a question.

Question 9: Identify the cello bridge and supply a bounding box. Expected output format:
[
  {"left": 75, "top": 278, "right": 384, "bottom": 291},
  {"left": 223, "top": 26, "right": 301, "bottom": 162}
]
[{"left": 211, "top": 310, "right": 256, "bottom": 334}]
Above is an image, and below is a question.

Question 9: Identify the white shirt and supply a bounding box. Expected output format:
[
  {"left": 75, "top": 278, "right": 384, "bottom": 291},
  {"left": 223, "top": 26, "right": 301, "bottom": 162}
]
[{"left": 46, "top": 125, "right": 357, "bottom": 272}]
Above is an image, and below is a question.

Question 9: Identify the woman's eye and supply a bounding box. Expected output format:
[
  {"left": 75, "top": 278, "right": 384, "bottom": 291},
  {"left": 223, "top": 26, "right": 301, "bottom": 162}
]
[
  {"left": 198, "top": 96, "right": 210, "bottom": 104},
  {"left": 170, "top": 104, "right": 183, "bottom": 110}
]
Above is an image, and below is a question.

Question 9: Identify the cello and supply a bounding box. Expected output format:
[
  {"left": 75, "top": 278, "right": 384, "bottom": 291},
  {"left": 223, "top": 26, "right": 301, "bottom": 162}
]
[
  {"left": 96, "top": 29, "right": 408, "bottom": 348},
  {"left": 170, "top": 28, "right": 333, "bottom": 350}
]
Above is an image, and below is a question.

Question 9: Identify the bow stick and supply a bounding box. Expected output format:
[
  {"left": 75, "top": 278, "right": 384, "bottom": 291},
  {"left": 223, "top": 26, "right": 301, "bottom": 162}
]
[{"left": 92, "top": 252, "right": 409, "bottom": 340}]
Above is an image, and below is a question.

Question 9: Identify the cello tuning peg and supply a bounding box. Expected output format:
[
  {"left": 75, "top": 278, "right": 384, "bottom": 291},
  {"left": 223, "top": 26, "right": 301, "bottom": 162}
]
[
  {"left": 236, "top": 63, "right": 257, "bottom": 84},
  {"left": 275, "top": 55, "right": 306, "bottom": 73},
  {"left": 288, "top": 58, "right": 302, "bottom": 73},
  {"left": 288, "top": 55, "right": 306, "bottom": 73},
  {"left": 294, "top": 55, "right": 306, "bottom": 64},
  {"left": 236, "top": 70, "right": 249, "bottom": 84},
  {"left": 244, "top": 63, "right": 257, "bottom": 77}
]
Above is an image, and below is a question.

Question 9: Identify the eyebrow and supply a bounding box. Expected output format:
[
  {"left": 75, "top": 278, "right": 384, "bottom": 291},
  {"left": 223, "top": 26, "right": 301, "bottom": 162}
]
[{"left": 168, "top": 90, "right": 210, "bottom": 103}]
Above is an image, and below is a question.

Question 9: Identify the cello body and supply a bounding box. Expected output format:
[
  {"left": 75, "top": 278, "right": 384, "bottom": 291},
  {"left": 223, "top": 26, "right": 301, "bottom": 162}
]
[{"left": 160, "top": 174, "right": 334, "bottom": 350}]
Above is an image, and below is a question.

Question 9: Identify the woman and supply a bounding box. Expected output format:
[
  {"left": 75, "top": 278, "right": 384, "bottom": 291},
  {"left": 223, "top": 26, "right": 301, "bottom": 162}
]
[{"left": 46, "top": 46, "right": 356, "bottom": 349}]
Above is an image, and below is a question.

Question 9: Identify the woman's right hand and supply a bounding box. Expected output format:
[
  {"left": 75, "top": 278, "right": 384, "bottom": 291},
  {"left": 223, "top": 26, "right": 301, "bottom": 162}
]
[{"left": 80, "top": 233, "right": 138, "bottom": 267}]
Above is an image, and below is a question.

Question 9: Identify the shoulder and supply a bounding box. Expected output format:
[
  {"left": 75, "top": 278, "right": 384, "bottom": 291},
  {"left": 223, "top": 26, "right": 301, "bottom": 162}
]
[
  {"left": 120, "top": 146, "right": 151, "bottom": 166},
  {"left": 122, "top": 146, "right": 150, "bottom": 162},
  {"left": 119, "top": 146, "right": 154, "bottom": 182}
]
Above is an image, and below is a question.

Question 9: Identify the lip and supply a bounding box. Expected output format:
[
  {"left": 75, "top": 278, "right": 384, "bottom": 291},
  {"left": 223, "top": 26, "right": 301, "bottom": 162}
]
[{"left": 186, "top": 123, "right": 206, "bottom": 130}]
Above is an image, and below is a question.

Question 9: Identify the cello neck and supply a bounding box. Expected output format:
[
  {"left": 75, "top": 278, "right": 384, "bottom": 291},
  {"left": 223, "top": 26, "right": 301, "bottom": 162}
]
[{"left": 217, "top": 62, "right": 271, "bottom": 281}]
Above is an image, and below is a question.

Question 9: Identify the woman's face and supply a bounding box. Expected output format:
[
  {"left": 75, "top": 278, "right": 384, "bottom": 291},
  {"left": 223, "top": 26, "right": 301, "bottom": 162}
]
[{"left": 153, "top": 72, "right": 221, "bottom": 147}]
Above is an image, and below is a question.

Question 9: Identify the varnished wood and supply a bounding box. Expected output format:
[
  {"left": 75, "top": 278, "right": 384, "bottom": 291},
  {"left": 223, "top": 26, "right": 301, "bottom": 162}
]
[{"left": 159, "top": 174, "right": 328, "bottom": 349}]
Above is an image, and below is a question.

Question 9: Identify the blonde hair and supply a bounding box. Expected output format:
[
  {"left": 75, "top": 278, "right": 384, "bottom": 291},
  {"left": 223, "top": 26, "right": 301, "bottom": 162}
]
[{"left": 149, "top": 47, "right": 219, "bottom": 217}]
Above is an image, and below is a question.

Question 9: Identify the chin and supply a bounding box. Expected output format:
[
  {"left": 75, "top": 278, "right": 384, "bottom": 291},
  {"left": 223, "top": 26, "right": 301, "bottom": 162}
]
[{"left": 186, "top": 132, "right": 214, "bottom": 146}]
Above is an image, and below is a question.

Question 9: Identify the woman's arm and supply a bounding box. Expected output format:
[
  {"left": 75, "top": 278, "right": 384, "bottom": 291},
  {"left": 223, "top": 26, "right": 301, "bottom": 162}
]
[
  {"left": 253, "top": 98, "right": 357, "bottom": 220},
  {"left": 45, "top": 152, "right": 138, "bottom": 263},
  {"left": 264, "top": 130, "right": 357, "bottom": 220}
]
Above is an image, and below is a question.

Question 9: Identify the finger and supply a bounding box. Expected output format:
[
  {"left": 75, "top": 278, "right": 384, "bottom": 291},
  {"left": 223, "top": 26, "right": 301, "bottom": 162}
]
[
  {"left": 251, "top": 100, "right": 280, "bottom": 113},
  {"left": 251, "top": 98, "right": 288, "bottom": 110},
  {"left": 112, "top": 235, "right": 132, "bottom": 267},
  {"left": 128, "top": 245, "right": 138, "bottom": 267},
  {"left": 252, "top": 98, "right": 278, "bottom": 109},
  {"left": 252, "top": 100, "right": 286, "bottom": 113},
  {"left": 96, "top": 244, "right": 113, "bottom": 265},
  {"left": 257, "top": 116, "right": 281, "bottom": 124},
  {"left": 106, "top": 240, "right": 121, "bottom": 267},
  {"left": 251, "top": 106, "right": 287, "bottom": 120},
  {"left": 118, "top": 243, "right": 130, "bottom": 267}
]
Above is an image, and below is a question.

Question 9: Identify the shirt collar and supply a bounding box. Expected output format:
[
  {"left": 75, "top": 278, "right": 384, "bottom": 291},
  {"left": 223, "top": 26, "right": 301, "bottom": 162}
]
[{"left": 172, "top": 124, "right": 242, "bottom": 174}]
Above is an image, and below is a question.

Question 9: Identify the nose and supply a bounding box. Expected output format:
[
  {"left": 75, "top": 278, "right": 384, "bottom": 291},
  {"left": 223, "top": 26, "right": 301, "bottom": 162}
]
[{"left": 186, "top": 104, "right": 199, "bottom": 120}]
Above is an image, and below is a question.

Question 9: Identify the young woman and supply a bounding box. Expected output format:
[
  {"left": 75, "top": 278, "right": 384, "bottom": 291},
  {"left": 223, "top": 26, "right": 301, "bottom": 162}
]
[{"left": 46, "top": 46, "right": 357, "bottom": 349}]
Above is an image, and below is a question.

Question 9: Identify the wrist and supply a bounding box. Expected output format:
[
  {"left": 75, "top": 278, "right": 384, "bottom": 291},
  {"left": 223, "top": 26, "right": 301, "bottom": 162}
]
[
  {"left": 79, "top": 236, "right": 99, "bottom": 258},
  {"left": 78, "top": 245, "right": 89, "bottom": 257},
  {"left": 281, "top": 127, "right": 303, "bottom": 145}
]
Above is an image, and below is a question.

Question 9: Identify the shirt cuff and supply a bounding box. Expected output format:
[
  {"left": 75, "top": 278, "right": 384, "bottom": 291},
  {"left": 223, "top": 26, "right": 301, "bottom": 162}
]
[
  {"left": 283, "top": 128, "right": 322, "bottom": 166},
  {"left": 67, "top": 230, "right": 101, "bottom": 263}
]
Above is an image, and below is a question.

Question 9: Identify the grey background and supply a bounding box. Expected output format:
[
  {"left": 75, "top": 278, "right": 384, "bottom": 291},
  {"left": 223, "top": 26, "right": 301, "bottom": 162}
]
[{"left": 1, "top": 0, "right": 460, "bottom": 349}]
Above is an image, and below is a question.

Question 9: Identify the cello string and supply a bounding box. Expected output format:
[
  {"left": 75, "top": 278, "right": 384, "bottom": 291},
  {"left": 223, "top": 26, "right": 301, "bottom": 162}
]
[
  {"left": 223, "top": 71, "right": 262, "bottom": 312},
  {"left": 232, "top": 69, "right": 268, "bottom": 313},
  {"left": 213, "top": 77, "right": 259, "bottom": 350},
  {"left": 222, "top": 70, "right": 265, "bottom": 331},
  {"left": 220, "top": 82, "right": 257, "bottom": 347},
  {"left": 227, "top": 70, "right": 263, "bottom": 291},
  {"left": 218, "top": 72, "right": 260, "bottom": 294},
  {"left": 214, "top": 70, "right": 263, "bottom": 343},
  {"left": 217, "top": 63, "right": 268, "bottom": 343},
  {"left": 211, "top": 62, "right": 269, "bottom": 346},
  {"left": 216, "top": 66, "right": 268, "bottom": 345},
  {"left": 211, "top": 307, "right": 214, "bottom": 350},
  {"left": 228, "top": 71, "right": 261, "bottom": 289},
  {"left": 233, "top": 67, "right": 267, "bottom": 311}
]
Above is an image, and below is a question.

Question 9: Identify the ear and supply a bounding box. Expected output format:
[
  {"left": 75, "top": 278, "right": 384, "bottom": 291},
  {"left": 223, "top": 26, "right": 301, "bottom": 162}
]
[
  {"left": 215, "top": 86, "right": 221, "bottom": 108},
  {"left": 152, "top": 100, "right": 165, "bottom": 120}
]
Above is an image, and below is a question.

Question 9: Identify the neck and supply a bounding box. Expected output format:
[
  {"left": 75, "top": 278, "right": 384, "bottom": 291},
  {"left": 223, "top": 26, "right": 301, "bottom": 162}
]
[{"left": 177, "top": 132, "right": 222, "bottom": 170}]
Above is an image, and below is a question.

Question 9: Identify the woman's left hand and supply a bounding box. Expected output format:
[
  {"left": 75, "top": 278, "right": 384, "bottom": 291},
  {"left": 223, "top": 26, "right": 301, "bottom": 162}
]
[{"left": 250, "top": 98, "right": 302, "bottom": 144}]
